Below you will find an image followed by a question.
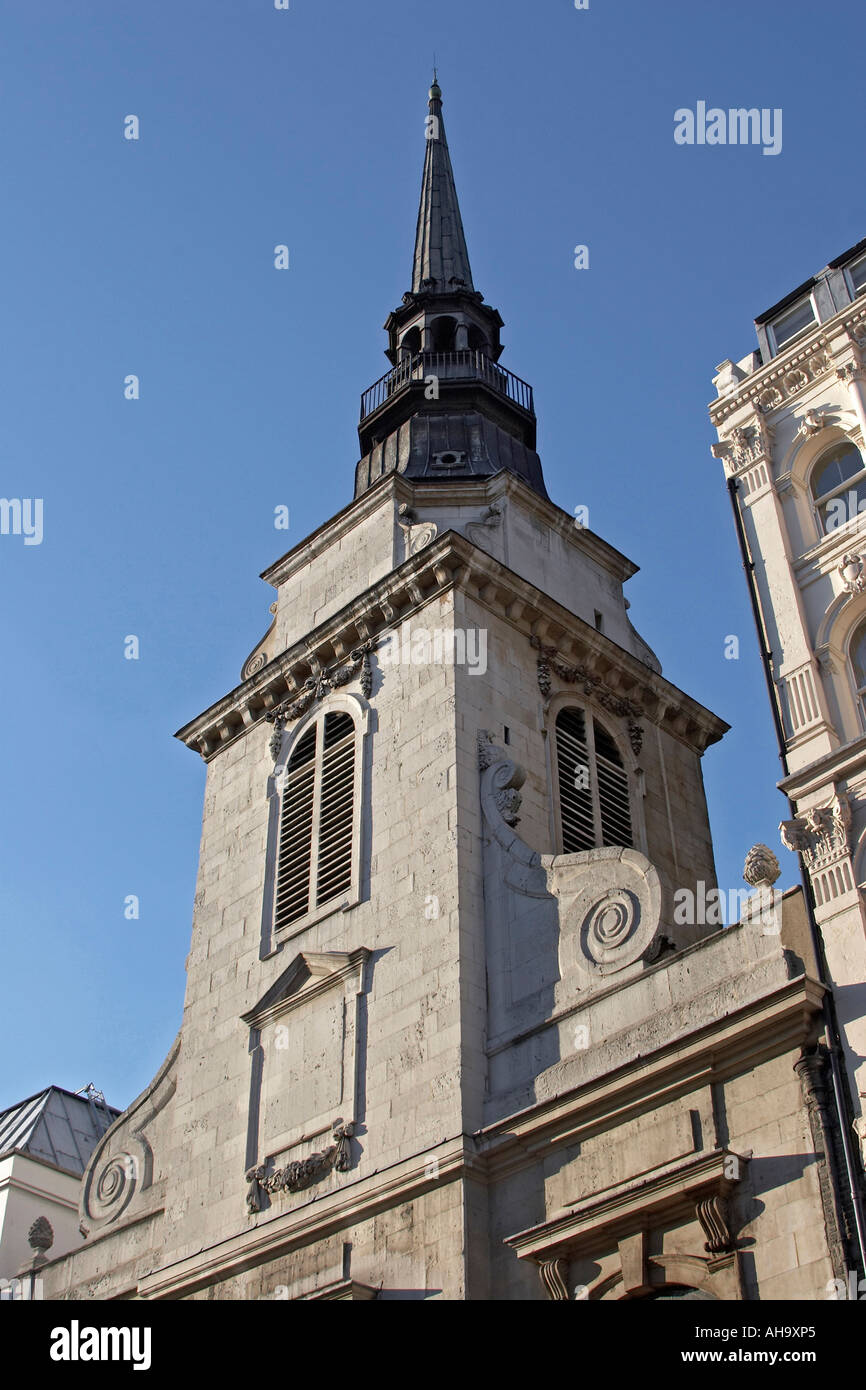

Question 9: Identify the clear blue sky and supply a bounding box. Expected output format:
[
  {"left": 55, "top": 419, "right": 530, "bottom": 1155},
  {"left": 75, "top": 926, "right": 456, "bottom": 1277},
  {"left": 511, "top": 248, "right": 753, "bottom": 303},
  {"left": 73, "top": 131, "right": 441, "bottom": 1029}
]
[{"left": 1, "top": 0, "right": 862, "bottom": 1111}]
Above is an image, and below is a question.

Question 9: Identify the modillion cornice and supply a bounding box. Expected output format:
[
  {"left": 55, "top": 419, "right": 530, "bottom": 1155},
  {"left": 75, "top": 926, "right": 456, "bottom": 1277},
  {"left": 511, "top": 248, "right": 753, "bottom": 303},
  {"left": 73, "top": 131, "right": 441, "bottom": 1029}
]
[{"left": 175, "top": 532, "right": 727, "bottom": 762}]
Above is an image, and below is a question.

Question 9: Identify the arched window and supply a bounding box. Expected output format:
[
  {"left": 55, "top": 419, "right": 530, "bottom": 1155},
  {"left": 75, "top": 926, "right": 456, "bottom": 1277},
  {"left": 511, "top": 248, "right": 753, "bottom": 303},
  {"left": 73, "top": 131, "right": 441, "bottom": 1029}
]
[
  {"left": 430, "top": 315, "right": 457, "bottom": 352},
  {"left": 554, "top": 707, "right": 633, "bottom": 852},
  {"left": 810, "top": 442, "right": 866, "bottom": 533},
  {"left": 399, "top": 326, "right": 421, "bottom": 360},
  {"left": 274, "top": 708, "right": 358, "bottom": 931},
  {"left": 467, "top": 324, "right": 488, "bottom": 353},
  {"left": 850, "top": 618, "right": 866, "bottom": 723}
]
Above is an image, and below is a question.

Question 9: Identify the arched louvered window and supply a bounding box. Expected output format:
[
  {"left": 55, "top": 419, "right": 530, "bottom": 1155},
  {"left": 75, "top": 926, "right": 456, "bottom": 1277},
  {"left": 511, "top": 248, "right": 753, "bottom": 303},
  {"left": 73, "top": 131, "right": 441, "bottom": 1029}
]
[
  {"left": 274, "top": 708, "right": 358, "bottom": 932},
  {"left": 554, "top": 706, "right": 632, "bottom": 852}
]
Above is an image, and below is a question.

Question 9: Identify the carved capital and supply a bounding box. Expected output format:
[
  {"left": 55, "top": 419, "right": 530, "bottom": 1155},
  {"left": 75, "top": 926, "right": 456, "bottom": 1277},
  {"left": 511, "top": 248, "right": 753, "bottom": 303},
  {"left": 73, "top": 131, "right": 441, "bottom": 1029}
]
[
  {"left": 780, "top": 793, "right": 852, "bottom": 873},
  {"left": 723, "top": 410, "right": 773, "bottom": 469}
]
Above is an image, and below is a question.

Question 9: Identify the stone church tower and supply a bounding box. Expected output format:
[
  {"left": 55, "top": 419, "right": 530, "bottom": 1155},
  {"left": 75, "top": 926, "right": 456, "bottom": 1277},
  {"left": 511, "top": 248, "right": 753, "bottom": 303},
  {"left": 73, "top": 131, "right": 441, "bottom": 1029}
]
[{"left": 42, "top": 84, "right": 862, "bottom": 1301}]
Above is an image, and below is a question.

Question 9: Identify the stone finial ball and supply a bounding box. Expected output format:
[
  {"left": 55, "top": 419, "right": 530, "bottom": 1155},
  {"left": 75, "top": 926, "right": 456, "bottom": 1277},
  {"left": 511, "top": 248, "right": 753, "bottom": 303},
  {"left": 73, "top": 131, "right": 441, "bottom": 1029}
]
[{"left": 743, "top": 843, "right": 781, "bottom": 888}]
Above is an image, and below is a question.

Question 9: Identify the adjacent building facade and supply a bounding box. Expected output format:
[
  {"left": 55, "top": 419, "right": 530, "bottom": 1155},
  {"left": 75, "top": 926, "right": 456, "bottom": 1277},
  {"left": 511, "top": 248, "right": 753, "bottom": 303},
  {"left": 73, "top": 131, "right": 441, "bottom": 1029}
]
[
  {"left": 38, "top": 84, "right": 865, "bottom": 1301},
  {"left": 0, "top": 1086, "right": 118, "bottom": 1293},
  {"left": 711, "top": 245, "right": 866, "bottom": 1215}
]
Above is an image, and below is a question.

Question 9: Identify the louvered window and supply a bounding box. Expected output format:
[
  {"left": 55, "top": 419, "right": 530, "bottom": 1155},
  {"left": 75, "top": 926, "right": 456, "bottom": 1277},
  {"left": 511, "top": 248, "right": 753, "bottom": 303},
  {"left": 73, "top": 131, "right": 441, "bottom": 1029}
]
[
  {"left": 555, "top": 707, "right": 632, "bottom": 851},
  {"left": 274, "top": 710, "right": 357, "bottom": 931}
]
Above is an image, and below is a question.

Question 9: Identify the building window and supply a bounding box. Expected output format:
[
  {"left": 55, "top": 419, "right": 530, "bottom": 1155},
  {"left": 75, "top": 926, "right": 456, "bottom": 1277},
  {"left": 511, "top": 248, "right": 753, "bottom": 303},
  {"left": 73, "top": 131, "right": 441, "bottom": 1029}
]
[
  {"left": 769, "top": 297, "right": 816, "bottom": 352},
  {"left": 845, "top": 254, "right": 866, "bottom": 299},
  {"left": 274, "top": 708, "right": 358, "bottom": 932},
  {"left": 850, "top": 619, "right": 866, "bottom": 723},
  {"left": 554, "top": 706, "right": 632, "bottom": 852},
  {"left": 810, "top": 442, "right": 866, "bottom": 534}
]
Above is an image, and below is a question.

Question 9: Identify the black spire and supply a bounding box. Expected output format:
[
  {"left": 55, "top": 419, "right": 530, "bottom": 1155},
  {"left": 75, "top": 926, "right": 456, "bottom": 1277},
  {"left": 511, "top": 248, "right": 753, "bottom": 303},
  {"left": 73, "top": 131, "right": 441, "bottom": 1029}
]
[
  {"left": 354, "top": 79, "right": 547, "bottom": 501},
  {"left": 412, "top": 78, "right": 474, "bottom": 294}
]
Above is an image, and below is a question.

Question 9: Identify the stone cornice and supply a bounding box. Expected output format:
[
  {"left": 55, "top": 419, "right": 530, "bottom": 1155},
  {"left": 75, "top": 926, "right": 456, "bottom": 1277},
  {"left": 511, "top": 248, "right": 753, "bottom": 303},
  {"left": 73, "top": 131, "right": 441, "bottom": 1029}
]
[
  {"left": 778, "top": 731, "right": 866, "bottom": 800},
  {"left": 793, "top": 516, "right": 866, "bottom": 581},
  {"left": 709, "top": 299, "right": 866, "bottom": 429},
  {"left": 504, "top": 1147, "right": 748, "bottom": 1267},
  {"left": 175, "top": 532, "right": 727, "bottom": 761}
]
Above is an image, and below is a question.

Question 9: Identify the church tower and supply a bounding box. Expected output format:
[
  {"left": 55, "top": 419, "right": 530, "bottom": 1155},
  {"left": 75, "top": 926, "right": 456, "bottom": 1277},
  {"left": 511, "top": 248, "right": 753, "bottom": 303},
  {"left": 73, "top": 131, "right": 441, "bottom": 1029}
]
[{"left": 42, "top": 83, "right": 859, "bottom": 1302}]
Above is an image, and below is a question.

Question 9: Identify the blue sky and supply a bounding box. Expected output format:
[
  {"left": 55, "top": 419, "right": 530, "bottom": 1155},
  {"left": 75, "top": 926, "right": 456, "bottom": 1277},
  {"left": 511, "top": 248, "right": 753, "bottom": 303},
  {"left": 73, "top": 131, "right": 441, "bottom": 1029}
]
[{"left": 1, "top": 0, "right": 862, "bottom": 1110}]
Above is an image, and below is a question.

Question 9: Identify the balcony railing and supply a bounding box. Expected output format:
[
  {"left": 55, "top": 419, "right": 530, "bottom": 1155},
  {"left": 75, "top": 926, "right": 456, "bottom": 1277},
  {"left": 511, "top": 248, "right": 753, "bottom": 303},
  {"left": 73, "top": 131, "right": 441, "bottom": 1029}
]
[{"left": 360, "top": 350, "right": 534, "bottom": 422}]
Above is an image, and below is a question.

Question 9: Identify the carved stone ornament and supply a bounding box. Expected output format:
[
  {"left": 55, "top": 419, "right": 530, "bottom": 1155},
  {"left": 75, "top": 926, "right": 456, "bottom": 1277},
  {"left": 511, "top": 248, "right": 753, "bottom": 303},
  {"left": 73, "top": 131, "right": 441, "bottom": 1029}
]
[
  {"left": 265, "top": 642, "right": 374, "bottom": 757},
  {"left": 839, "top": 554, "right": 866, "bottom": 594},
  {"left": 717, "top": 409, "right": 774, "bottom": 471},
  {"left": 743, "top": 843, "right": 781, "bottom": 888},
  {"left": 241, "top": 601, "right": 278, "bottom": 683},
  {"left": 478, "top": 731, "right": 523, "bottom": 826},
  {"left": 80, "top": 1035, "right": 178, "bottom": 1237},
  {"left": 478, "top": 733, "right": 663, "bottom": 980},
  {"left": 398, "top": 502, "right": 438, "bottom": 556},
  {"left": 245, "top": 1119, "right": 353, "bottom": 1212},
  {"left": 465, "top": 503, "right": 502, "bottom": 548},
  {"left": 530, "top": 636, "right": 644, "bottom": 753},
  {"left": 797, "top": 408, "right": 829, "bottom": 438},
  {"left": 538, "top": 1258, "right": 569, "bottom": 1301},
  {"left": 780, "top": 791, "right": 852, "bottom": 873},
  {"left": 409, "top": 522, "right": 438, "bottom": 555},
  {"left": 28, "top": 1216, "right": 54, "bottom": 1253},
  {"left": 696, "top": 1195, "right": 733, "bottom": 1255}
]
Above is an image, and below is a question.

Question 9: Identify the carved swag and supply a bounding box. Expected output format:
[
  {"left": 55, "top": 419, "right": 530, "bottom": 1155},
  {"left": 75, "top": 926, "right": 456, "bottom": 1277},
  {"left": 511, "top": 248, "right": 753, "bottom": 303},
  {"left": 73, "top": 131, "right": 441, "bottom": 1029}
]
[
  {"left": 265, "top": 643, "right": 374, "bottom": 760},
  {"left": 530, "top": 635, "right": 644, "bottom": 755},
  {"left": 245, "top": 1120, "right": 354, "bottom": 1213}
]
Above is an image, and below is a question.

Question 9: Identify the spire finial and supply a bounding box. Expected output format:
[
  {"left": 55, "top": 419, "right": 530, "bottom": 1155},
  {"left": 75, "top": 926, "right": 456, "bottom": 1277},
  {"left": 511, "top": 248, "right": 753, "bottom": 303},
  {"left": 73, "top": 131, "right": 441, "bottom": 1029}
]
[{"left": 415, "top": 73, "right": 471, "bottom": 292}]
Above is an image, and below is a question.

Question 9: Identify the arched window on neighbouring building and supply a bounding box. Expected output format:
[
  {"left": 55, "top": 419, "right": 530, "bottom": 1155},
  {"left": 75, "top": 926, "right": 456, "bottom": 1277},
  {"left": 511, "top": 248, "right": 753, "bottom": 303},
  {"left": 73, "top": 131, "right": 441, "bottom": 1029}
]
[
  {"left": 274, "top": 708, "right": 358, "bottom": 932},
  {"left": 849, "top": 617, "right": 866, "bottom": 726},
  {"left": 554, "top": 706, "right": 633, "bottom": 852},
  {"left": 810, "top": 442, "right": 866, "bottom": 534}
]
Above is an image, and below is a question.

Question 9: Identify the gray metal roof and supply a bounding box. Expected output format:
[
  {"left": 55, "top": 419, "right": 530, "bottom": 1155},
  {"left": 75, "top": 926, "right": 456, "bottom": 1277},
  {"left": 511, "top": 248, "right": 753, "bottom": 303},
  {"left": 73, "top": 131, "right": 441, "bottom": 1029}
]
[
  {"left": 0, "top": 1087, "right": 120, "bottom": 1175},
  {"left": 412, "top": 80, "right": 474, "bottom": 294}
]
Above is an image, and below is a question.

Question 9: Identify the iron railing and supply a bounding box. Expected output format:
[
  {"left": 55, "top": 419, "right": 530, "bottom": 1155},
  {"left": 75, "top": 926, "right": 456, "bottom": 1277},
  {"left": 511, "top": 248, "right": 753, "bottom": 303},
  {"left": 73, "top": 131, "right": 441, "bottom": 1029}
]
[{"left": 360, "top": 350, "right": 534, "bottom": 421}]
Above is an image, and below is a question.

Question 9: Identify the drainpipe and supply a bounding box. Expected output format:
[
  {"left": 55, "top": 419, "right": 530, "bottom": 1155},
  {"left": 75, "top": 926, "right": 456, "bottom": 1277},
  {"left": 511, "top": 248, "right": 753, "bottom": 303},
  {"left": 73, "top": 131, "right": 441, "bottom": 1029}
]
[{"left": 727, "top": 474, "right": 866, "bottom": 1279}]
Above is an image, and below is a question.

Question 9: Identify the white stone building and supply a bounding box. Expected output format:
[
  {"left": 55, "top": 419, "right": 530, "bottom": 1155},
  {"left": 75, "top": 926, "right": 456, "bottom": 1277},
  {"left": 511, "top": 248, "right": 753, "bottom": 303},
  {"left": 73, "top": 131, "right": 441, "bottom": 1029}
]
[
  {"left": 0, "top": 1086, "right": 118, "bottom": 1295},
  {"left": 39, "top": 83, "right": 865, "bottom": 1301},
  {"left": 711, "top": 245, "right": 866, "bottom": 1222}
]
